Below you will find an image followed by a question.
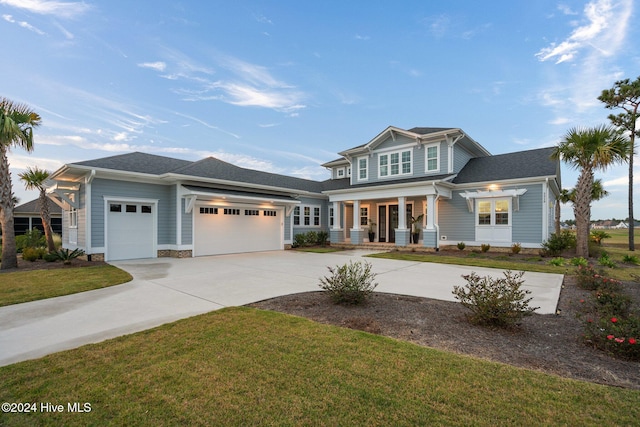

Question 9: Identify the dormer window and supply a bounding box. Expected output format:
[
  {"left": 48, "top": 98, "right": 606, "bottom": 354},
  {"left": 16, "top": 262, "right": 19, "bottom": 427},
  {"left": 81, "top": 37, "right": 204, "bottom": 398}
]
[
  {"left": 379, "top": 149, "right": 412, "bottom": 178},
  {"left": 357, "top": 157, "right": 368, "bottom": 181},
  {"left": 337, "top": 168, "right": 345, "bottom": 178}
]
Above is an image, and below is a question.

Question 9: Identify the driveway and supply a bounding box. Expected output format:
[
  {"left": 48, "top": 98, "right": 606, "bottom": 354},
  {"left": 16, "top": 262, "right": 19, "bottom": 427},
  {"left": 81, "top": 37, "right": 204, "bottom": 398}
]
[{"left": 0, "top": 250, "right": 563, "bottom": 367}]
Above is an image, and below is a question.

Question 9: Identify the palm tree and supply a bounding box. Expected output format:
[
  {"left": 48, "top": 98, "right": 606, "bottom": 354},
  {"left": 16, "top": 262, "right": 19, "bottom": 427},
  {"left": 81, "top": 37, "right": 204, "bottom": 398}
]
[
  {"left": 554, "top": 188, "right": 572, "bottom": 235},
  {"left": 0, "top": 98, "right": 42, "bottom": 270},
  {"left": 551, "top": 126, "right": 629, "bottom": 258},
  {"left": 19, "top": 166, "right": 55, "bottom": 252}
]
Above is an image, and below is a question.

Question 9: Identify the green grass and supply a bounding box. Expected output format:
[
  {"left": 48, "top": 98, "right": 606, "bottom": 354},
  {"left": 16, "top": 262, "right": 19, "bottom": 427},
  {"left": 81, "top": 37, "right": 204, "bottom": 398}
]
[
  {"left": 0, "top": 266, "right": 132, "bottom": 307},
  {"left": 368, "top": 252, "right": 570, "bottom": 274},
  {"left": 1, "top": 307, "right": 638, "bottom": 426},
  {"left": 295, "top": 246, "right": 343, "bottom": 253}
]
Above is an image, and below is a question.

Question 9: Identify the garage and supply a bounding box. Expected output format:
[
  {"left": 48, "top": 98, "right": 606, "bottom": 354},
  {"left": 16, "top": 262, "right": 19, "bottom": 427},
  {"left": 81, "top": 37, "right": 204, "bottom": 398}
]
[
  {"left": 194, "top": 204, "right": 283, "bottom": 256},
  {"left": 106, "top": 200, "right": 156, "bottom": 261}
]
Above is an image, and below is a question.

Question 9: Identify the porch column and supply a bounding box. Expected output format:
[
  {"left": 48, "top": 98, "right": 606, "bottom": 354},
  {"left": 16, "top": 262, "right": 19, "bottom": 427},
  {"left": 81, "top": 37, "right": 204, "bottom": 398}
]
[
  {"left": 423, "top": 194, "right": 438, "bottom": 248},
  {"left": 330, "top": 201, "right": 344, "bottom": 243},
  {"left": 395, "top": 196, "right": 410, "bottom": 246},
  {"left": 350, "top": 200, "right": 364, "bottom": 244}
]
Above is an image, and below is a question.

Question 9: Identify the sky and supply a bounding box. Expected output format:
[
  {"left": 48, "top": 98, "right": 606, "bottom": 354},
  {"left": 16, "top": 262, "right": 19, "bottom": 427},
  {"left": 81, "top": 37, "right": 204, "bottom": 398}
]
[{"left": 1, "top": 0, "right": 638, "bottom": 221}]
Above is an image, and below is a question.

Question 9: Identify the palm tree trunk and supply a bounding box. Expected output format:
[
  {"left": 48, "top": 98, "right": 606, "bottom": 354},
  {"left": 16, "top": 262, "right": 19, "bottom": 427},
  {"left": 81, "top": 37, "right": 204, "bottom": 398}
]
[
  {"left": 573, "top": 168, "right": 594, "bottom": 258},
  {"left": 0, "top": 146, "right": 18, "bottom": 269},
  {"left": 554, "top": 199, "right": 561, "bottom": 235},
  {"left": 39, "top": 190, "right": 55, "bottom": 252}
]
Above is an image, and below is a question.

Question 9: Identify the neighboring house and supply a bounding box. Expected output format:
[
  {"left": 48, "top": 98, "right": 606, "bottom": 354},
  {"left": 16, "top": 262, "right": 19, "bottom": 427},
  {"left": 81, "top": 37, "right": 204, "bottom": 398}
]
[
  {"left": 13, "top": 198, "right": 62, "bottom": 236},
  {"left": 47, "top": 126, "right": 561, "bottom": 261}
]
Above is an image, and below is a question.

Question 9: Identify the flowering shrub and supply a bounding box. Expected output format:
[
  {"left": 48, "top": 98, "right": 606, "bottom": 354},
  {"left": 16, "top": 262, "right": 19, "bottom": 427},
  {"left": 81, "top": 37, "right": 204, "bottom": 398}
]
[
  {"left": 584, "top": 314, "right": 640, "bottom": 361},
  {"left": 318, "top": 261, "right": 378, "bottom": 305},
  {"left": 574, "top": 264, "right": 621, "bottom": 291},
  {"left": 452, "top": 270, "right": 538, "bottom": 327}
]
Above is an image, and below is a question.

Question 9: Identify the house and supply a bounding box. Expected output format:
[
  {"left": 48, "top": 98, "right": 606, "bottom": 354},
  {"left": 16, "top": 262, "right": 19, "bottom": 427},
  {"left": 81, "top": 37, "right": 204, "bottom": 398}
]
[
  {"left": 13, "top": 198, "right": 62, "bottom": 236},
  {"left": 47, "top": 126, "right": 561, "bottom": 261}
]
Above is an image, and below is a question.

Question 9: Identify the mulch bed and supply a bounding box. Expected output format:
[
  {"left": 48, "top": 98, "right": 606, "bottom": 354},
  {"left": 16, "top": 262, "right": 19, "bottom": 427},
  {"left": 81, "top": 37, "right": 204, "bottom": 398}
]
[
  {"left": 1, "top": 257, "right": 108, "bottom": 272},
  {"left": 250, "top": 274, "right": 640, "bottom": 390}
]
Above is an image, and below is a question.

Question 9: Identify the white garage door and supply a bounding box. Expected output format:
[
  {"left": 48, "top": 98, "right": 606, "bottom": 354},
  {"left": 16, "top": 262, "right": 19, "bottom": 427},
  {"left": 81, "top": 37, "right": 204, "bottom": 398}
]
[
  {"left": 194, "top": 205, "right": 282, "bottom": 256},
  {"left": 106, "top": 201, "right": 155, "bottom": 261}
]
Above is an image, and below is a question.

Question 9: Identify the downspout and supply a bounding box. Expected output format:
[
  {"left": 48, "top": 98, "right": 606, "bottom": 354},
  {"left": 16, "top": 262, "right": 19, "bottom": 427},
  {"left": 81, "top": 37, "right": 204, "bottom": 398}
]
[{"left": 85, "top": 170, "right": 96, "bottom": 260}]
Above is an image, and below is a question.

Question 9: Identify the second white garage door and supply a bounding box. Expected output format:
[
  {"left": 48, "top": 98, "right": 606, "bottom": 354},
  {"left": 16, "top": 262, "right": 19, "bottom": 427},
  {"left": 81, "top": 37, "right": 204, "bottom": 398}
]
[
  {"left": 106, "top": 201, "right": 156, "bottom": 261},
  {"left": 194, "top": 205, "right": 283, "bottom": 256}
]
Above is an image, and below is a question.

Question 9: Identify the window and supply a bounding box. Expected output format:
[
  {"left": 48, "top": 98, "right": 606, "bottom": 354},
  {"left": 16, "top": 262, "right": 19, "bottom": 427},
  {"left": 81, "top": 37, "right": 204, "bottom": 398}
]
[
  {"left": 245, "top": 209, "right": 260, "bottom": 216},
  {"left": 263, "top": 210, "right": 277, "bottom": 216},
  {"left": 426, "top": 144, "right": 439, "bottom": 172},
  {"left": 379, "top": 149, "right": 412, "bottom": 177},
  {"left": 304, "top": 206, "right": 311, "bottom": 225},
  {"left": 329, "top": 207, "right": 334, "bottom": 227},
  {"left": 126, "top": 204, "right": 137, "bottom": 213},
  {"left": 293, "top": 206, "right": 300, "bottom": 225},
  {"left": 314, "top": 207, "right": 320, "bottom": 226},
  {"left": 110, "top": 204, "right": 121, "bottom": 213},
  {"left": 224, "top": 208, "right": 240, "bottom": 215},
  {"left": 200, "top": 207, "right": 218, "bottom": 214},
  {"left": 477, "top": 199, "right": 510, "bottom": 226},
  {"left": 358, "top": 157, "right": 368, "bottom": 180},
  {"left": 337, "top": 168, "right": 345, "bottom": 178},
  {"left": 360, "top": 207, "right": 369, "bottom": 226},
  {"left": 141, "top": 205, "right": 152, "bottom": 214},
  {"left": 69, "top": 207, "right": 78, "bottom": 228}
]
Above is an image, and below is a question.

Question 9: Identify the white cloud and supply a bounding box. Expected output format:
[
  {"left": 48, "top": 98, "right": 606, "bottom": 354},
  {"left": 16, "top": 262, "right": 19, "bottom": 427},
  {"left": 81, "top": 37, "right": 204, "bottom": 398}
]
[
  {"left": 2, "top": 13, "right": 45, "bottom": 35},
  {"left": 138, "top": 61, "right": 167, "bottom": 72},
  {"left": 535, "top": 0, "right": 632, "bottom": 64},
  {"left": 0, "top": 0, "right": 90, "bottom": 19}
]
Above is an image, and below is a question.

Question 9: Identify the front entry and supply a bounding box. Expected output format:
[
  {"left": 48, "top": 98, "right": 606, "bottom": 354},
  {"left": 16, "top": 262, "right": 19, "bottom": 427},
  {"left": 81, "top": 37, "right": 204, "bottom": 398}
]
[{"left": 378, "top": 204, "right": 412, "bottom": 243}]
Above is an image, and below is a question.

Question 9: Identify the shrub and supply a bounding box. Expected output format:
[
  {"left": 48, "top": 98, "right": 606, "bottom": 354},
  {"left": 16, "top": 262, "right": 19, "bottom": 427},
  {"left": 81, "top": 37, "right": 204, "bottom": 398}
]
[
  {"left": 480, "top": 243, "right": 490, "bottom": 253},
  {"left": 452, "top": 271, "right": 538, "bottom": 327},
  {"left": 590, "top": 230, "right": 611, "bottom": 246},
  {"left": 622, "top": 254, "right": 640, "bottom": 265},
  {"left": 570, "top": 257, "right": 589, "bottom": 267},
  {"left": 457, "top": 242, "right": 466, "bottom": 251},
  {"left": 16, "top": 228, "right": 45, "bottom": 251},
  {"left": 584, "top": 314, "right": 640, "bottom": 361},
  {"left": 43, "top": 252, "right": 59, "bottom": 262},
  {"left": 22, "top": 247, "right": 45, "bottom": 262},
  {"left": 540, "top": 231, "right": 576, "bottom": 257},
  {"left": 574, "top": 264, "right": 621, "bottom": 291},
  {"left": 53, "top": 248, "right": 85, "bottom": 265},
  {"left": 510, "top": 242, "right": 521, "bottom": 255},
  {"left": 305, "top": 231, "right": 318, "bottom": 246},
  {"left": 318, "top": 260, "right": 378, "bottom": 305},
  {"left": 293, "top": 233, "right": 307, "bottom": 248},
  {"left": 548, "top": 257, "right": 565, "bottom": 267},
  {"left": 316, "top": 231, "right": 328, "bottom": 246},
  {"left": 598, "top": 252, "right": 616, "bottom": 269}
]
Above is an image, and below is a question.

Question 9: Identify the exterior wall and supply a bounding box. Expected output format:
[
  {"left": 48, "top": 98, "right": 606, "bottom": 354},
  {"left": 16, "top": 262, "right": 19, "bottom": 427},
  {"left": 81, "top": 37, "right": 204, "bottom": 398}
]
[
  {"left": 291, "top": 197, "right": 329, "bottom": 238},
  {"left": 439, "top": 184, "right": 545, "bottom": 247},
  {"left": 90, "top": 178, "right": 176, "bottom": 248},
  {"left": 181, "top": 198, "right": 193, "bottom": 245},
  {"left": 453, "top": 144, "right": 475, "bottom": 173},
  {"left": 284, "top": 213, "right": 292, "bottom": 242}
]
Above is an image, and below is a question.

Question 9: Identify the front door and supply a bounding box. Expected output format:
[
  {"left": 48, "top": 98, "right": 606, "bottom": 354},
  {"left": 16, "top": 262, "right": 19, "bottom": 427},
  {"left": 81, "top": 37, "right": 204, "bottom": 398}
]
[
  {"left": 378, "top": 205, "right": 387, "bottom": 242},
  {"left": 389, "top": 205, "right": 398, "bottom": 243}
]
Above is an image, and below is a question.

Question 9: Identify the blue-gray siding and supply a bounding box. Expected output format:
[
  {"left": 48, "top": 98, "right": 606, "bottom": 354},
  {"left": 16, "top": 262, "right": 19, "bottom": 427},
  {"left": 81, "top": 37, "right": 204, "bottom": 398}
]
[
  {"left": 90, "top": 179, "right": 176, "bottom": 247},
  {"left": 453, "top": 145, "right": 474, "bottom": 173},
  {"left": 512, "top": 184, "right": 543, "bottom": 244},
  {"left": 181, "top": 198, "right": 193, "bottom": 245}
]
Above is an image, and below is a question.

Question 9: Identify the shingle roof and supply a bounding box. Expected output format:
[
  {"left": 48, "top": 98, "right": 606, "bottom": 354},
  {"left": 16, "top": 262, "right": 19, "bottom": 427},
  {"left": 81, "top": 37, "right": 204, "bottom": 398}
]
[
  {"left": 74, "top": 152, "right": 193, "bottom": 175},
  {"left": 15, "top": 198, "right": 62, "bottom": 214},
  {"left": 170, "top": 157, "right": 327, "bottom": 193},
  {"left": 407, "top": 127, "right": 456, "bottom": 135},
  {"left": 453, "top": 147, "right": 557, "bottom": 184}
]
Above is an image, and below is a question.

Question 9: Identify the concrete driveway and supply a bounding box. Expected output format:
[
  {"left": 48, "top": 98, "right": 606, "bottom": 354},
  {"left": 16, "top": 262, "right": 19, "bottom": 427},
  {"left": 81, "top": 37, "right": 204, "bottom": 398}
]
[{"left": 0, "top": 250, "right": 563, "bottom": 367}]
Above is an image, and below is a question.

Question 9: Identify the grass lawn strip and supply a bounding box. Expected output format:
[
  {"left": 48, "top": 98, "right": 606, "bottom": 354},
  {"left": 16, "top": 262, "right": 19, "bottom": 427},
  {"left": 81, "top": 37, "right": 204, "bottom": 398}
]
[
  {"left": 1, "top": 307, "right": 638, "bottom": 426},
  {"left": 0, "top": 266, "right": 132, "bottom": 307}
]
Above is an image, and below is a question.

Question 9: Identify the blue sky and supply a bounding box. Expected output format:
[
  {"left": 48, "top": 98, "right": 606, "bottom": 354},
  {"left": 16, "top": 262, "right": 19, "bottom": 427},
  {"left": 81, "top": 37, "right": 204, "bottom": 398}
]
[{"left": 1, "top": 0, "right": 638, "bottom": 220}]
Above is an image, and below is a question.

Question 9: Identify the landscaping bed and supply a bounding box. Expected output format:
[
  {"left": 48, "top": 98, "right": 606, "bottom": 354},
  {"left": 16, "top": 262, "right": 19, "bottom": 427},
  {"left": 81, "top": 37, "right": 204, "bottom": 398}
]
[{"left": 250, "top": 274, "right": 640, "bottom": 390}]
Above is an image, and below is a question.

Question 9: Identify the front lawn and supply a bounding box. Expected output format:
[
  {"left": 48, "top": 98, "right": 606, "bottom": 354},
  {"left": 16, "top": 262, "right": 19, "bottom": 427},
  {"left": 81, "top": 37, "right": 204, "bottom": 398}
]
[
  {"left": 1, "top": 307, "right": 638, "bottom": 426},
  {"left": 0, "top": 266, "right": 132, "bottom": 307}
]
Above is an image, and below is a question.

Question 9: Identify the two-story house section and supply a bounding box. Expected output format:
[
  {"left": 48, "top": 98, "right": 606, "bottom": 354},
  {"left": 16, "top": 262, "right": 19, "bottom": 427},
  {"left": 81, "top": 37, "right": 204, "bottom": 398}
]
[
  {"left": 47, "top": 125, "right": 560, "bottom": 261},
  {"left": 322, "top": 126, "right": 561, "bottom": 249}
]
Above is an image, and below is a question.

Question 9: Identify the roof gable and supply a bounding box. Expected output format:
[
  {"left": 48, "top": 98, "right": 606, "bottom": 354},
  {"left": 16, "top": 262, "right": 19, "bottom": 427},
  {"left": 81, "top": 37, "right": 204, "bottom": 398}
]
[
  {"left": 15, "top": 198, "right": 62, "bottom": 214},
  {"left": 453, "top": 147, "right": 558, "bottom": 184}
]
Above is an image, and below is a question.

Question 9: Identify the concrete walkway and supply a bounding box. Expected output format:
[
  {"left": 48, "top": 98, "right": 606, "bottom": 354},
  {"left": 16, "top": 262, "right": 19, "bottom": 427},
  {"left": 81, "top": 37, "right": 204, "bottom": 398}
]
[{"left": 0, "top": 250, "right": 563, "bottom": 367}]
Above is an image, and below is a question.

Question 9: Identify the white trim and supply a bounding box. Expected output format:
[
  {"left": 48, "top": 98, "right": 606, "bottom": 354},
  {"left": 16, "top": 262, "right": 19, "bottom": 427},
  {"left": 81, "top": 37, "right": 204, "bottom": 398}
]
[{"left": 378, "top": 149, "right": 412, "bottom": 179}]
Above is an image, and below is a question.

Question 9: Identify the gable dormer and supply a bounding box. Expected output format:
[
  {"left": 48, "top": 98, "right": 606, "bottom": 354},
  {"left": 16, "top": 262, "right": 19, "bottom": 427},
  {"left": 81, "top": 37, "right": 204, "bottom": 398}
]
[{"left": 337, "top": 126, "right": 490, "bottom": 185}]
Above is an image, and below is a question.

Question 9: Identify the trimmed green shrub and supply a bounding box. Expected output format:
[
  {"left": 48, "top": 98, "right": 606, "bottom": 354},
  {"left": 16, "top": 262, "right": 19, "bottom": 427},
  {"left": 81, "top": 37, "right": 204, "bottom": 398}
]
[
  {"left": 456, "top": 242, "right": 466, "bottom": 251},
  {"left": 452, "top": 271, "right": 538, "bottom": 327},
  {"left": 570, "top": 257, "right": 589, "bottom": 267},
  {"left": 43, "top": 252, "right": 59, "bottom": 262},
  {"left": 319, "top": 260, "right": 378, "bottom": 305},
  {"left": 540, "top": 230, "right": 576, "bottom": 257},
  {"left": 316, "top": 231, "right": 328, "bottom": 246},
  {"left": 22, "top": 247, "right": 45, "bottom": 262},
  {"left": 480, "top": 243, "right": 490, "bottom": 253},
  {"left": 622, "top": 254, "right": 640, "bottom": 265},
  {"left": 548, "top": 257, "right": 565, "bottom": 267},
  {"left": 598, "top": 252, "right": 616, "bottom": 268},
  {"left": 510, "top": 242, "right": 522, "bottom": 254}
]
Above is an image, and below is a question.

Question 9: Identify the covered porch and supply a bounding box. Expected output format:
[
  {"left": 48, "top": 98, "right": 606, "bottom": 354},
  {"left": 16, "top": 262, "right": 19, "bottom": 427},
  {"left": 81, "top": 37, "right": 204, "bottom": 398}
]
[{"left": 324, "top": 181, "right": 452, "bottom": 249}]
